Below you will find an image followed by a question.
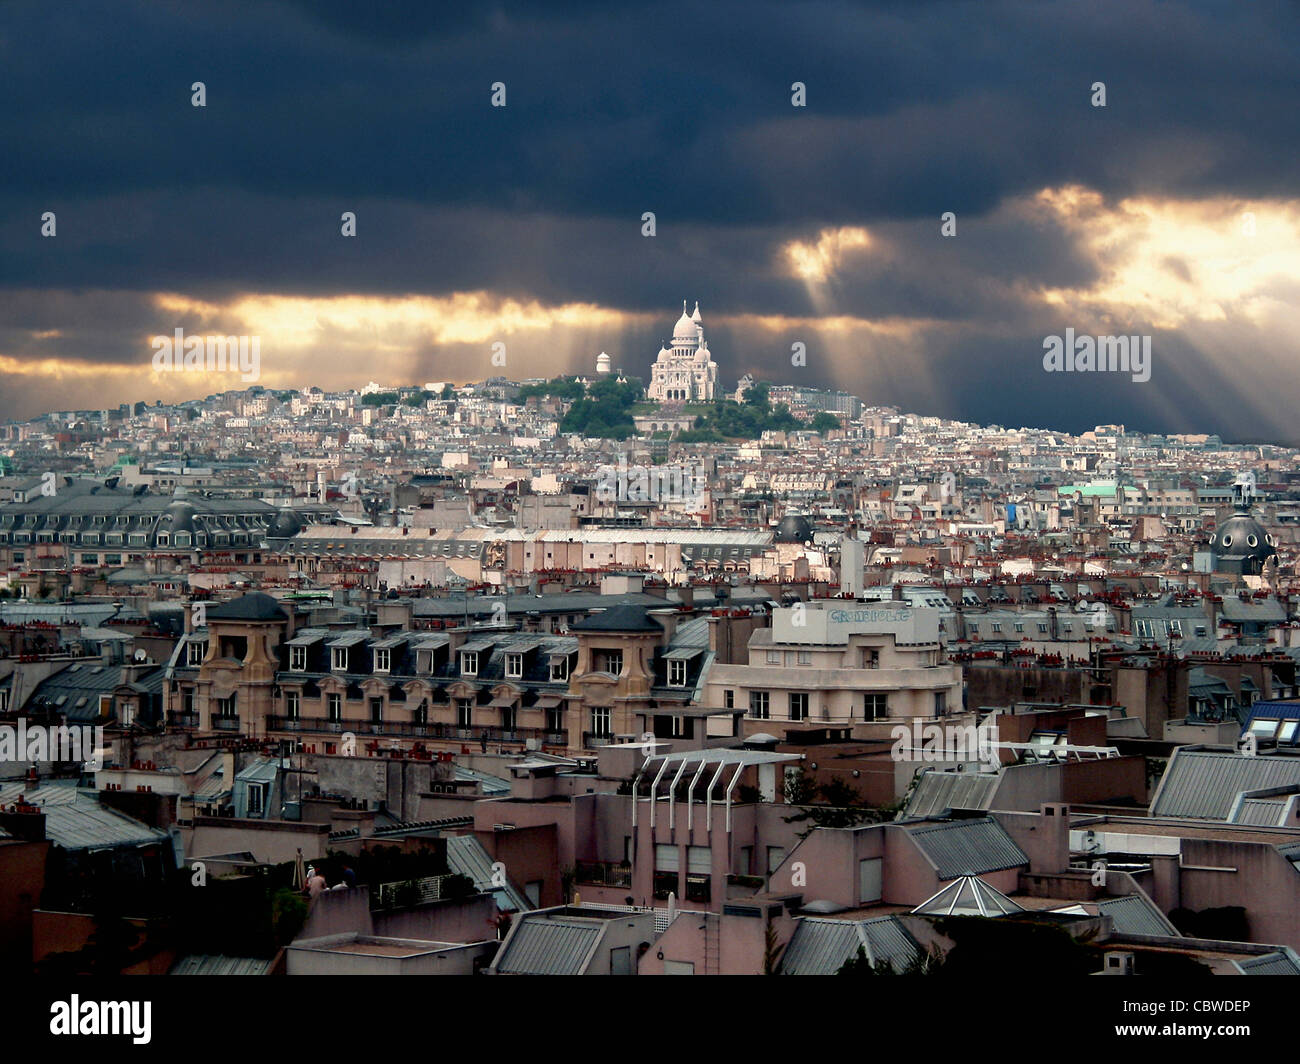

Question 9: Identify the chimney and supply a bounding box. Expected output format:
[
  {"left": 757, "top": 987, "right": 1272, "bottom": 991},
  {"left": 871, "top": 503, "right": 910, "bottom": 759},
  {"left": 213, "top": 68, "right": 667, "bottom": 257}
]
[{"left": 1031, "top": 803, "right": 1071, "bottom": 875}]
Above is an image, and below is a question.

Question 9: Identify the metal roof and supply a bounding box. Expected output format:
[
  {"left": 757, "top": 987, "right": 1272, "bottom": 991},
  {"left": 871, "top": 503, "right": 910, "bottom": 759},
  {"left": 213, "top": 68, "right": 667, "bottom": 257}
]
[
  {"left": 1150, "top": 749, "right": 1300, "bottom": 820},
  {"left": 780, "top": 915, "right": 922, "bottom": 975},
  {"left": 1095, "top": 894, "right": 1180, "bottom": 937},
  {"left": 903, "top": 770, "right": 1000, "bottom": 819},
  {"left": 1235, "top": 950, "right": 1300, "bottom": 975},
  {"left": 0, "top": 781, "right": 169, "bottom": 851},
  {"left": 903, "top": 818, "right": 1028, "bottom": 880},
  {"left": 171, "top": 954, "right": 276, "bottom": 976},
  {"left": 492, "top": 916, "right": 602, "bottom": 975},
  {"left": 445, "top": 833, "right": 531, "bottom": 913}
]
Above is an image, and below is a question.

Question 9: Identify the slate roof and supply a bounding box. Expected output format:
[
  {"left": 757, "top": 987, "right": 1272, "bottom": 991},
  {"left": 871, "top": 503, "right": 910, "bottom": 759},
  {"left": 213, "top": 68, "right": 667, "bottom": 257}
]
[
  {"left": 205, "top": 592, "right": 288, "bottom": 622},
  {"left": 570, "top": 604, "right": 664, "bottom": 633}
]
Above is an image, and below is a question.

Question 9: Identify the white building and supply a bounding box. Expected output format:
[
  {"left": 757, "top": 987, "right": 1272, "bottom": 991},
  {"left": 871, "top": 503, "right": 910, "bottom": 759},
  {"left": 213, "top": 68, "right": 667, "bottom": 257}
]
[{"left": 648, "top": 301, "right": 718, "bottom": 403}]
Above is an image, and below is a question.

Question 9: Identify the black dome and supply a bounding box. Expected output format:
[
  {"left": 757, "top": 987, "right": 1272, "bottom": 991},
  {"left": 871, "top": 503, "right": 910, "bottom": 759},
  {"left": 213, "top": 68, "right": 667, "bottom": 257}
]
[
  {"left": 1211, "top": 510, "right": 1278, "bottom": 573},
  {"left": 775, "top": 515, "right": 814, "bottom": 544},
  {"left": 266, "top": 509, "right": 306, "bottom": 539}
]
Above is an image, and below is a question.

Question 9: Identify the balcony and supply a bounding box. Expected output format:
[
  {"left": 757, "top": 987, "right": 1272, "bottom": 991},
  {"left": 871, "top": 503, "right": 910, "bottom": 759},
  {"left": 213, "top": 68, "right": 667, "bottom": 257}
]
[
  {"left": 582, "top": 732, "right": 614, "bottom": 748},
  {"left": 212, "top": 716, "right": 241, "bottom": 732},
  {"left": 167, "top": 711, "right": 199, "bottom": 729},
  {"left": 263, "top": 715, "right": 567, "bottom": 747},
  {"left": 575, "top": 861, "right": 632, "bottom": 888}
]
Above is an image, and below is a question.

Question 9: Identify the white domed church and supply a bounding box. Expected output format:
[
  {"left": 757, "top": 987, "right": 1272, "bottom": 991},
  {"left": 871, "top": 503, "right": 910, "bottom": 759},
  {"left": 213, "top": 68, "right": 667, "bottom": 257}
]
[{"left": 648, "top": 300, "right": 719, "bottom": 403}]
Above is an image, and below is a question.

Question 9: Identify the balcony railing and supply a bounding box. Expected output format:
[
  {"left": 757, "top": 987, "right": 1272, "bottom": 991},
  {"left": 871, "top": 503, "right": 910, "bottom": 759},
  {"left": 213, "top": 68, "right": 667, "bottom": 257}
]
[
  {"left": 263, "top": 715, "right": 567, "bottom": 746},
  {"left": 575, "top": 861, "right": 633, "bottom": 888},
  {"left": 212, "top": 716, "right": 241, "bottom": 732}
]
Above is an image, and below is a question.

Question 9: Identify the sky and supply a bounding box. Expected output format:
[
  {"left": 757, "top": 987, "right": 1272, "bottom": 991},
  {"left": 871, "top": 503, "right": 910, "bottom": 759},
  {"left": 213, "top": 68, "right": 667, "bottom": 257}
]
[{"left": 1, "top": 0, "right": 1298, "bottom": 440}]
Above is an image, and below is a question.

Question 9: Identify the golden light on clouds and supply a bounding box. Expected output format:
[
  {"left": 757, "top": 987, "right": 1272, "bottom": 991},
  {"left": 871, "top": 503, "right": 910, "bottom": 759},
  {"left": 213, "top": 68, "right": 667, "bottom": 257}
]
[
  {"left": 1030, "top": 184, "right": 1300, "bottom": 331},
  {"left": 782, "top": 226, "right": 873, "bottom": 284}
]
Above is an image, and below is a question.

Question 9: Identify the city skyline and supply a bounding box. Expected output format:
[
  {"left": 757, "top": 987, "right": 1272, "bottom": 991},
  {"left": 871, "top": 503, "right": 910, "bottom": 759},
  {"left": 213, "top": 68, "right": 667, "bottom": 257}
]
[{"left": 1, "top": 1, "right": 1298, "bottom": 440}]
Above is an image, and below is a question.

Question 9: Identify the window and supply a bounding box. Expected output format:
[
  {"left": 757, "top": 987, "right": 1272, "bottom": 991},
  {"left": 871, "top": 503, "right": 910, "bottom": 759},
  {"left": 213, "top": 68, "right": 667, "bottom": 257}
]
[
  {"left": 991, "top": 622, "right": 1002, "bottom": 633},
  {"left": 1136, "top": 619, "right": 1151, "bottom": 639},
  {"left": 668, "top": 659, "right": 687, "bottom": 686},
  {"left": 1014, "top": 622, "right": 1025, "bottom": 633},
  {"left": 865, "top": 693, "right": 888, "bottom": 721},
  {"left": 654, "top": 844, "right": 679, "bottom": 899},
  {"left": 766, "top": 649, "right": 781, "bottom": 665},
  {"left": 968, "top": 623, "right": 979, "bottom": 635},
  {"left": 187, "top": 640, "right": 207, "bottom": 666},
  {"left": 1169, "top": 619, "right": 1183, "bottom": 636},
  {"left": 327, "top": 693, "right": 342, "bottom": 722},
  {"left": 506, "top": 652, "right": 523, "bottom": 679},
  {"left": 374, "top": 648, "right": 391, "bottom": 673},
  {"left": 332, "top": 646, "right": 348, "bottom": 672},
  {"left": 81, "top": 552, "right": 98, "bottom": 564},
  {"left": 550, "top": 657, "right": 569, "bottom": 682},
  {"left": 290, "top": 645, "right": 307, "bottom": 671},
  {"left": 457, "top": 699, "right": 473, "bottom": 729},
  {"left": 500, "top": 704, "right": 517, "bottom": 731},
  {"left": 796, "top": 650, "right": 812, "bottom": 666},
  {"left": 461, "top": 651, "right": 478, "bottom": 676},
  {"left": 413, "top": 700, "right": 428, "bottom": 725},
  {"left": 216, "top": 694, "right": 237, "bottom": 718},
  {"left": 369, "top": 698, "right": 383, "bottom": 724},
  {"left": 1037, "top": 623, "right": 1048, "bottom": 634},
  {"left": 285, "top": 691, "right": 300, "bottom": 720},
  {"left": 594, "top": 649, "right": 622, "bottom": 675},
  {"left": 591, "top": 706, "right": 612, "bottom": 737},
  {"left": 749, "top": 691, "right": 769, "bottom": 720},
  {"left": 789, "top": 692, "right": 809, "bottom": 721},
  {"left": 724, "top": 689, "right": 734, "bottom": 709},
  {"left": 247, "top": 783, "right": 264, "bottom": 817},
  {"left": 860, "top": 648, "right": 880, "bottom": 669},
  {"left": 183, "top": 691, "right": 194, "bottom": 717},
  {"left": 546, "top": 705, "right": 565, "bottom": 735},
  {"left": 934, "top": 691, "right": 947, "bottom": 716}
]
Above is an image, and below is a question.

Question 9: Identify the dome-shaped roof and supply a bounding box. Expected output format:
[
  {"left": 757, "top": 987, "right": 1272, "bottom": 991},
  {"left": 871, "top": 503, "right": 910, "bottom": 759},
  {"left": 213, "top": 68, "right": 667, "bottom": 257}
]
[
  {"left": 1211, "top": 511, "right": 1277, "bottom": 565},
  {"left": 673, "top": 306, "right": 697, "bottom": 339},
  {"left": 691, "top": 300, "right": 702, "bottom": 323},
  {"left": 205, "top": 592, "right": 287, "bottom": 622},
  {"left": 775, "top": 514, "right": 814, "bottom": 544},
  {"left": 162, "top": 500, "right": 198, "bottom": 533},
  {"left": 596, "top": 351, "right": 611, "bottom": 364},
  {"left": 266, "top": 508, "right": 306, "bottom": 539}
]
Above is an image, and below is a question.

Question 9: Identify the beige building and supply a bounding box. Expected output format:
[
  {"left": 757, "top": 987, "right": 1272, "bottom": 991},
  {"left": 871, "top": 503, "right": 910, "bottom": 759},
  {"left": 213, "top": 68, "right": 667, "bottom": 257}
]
[{"left": 704, "top": 602, "right": 964, "bottom": 740}]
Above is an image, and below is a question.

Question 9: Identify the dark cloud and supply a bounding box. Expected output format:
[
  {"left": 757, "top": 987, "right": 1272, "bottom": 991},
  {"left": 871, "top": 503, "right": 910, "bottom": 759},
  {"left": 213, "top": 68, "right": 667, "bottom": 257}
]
[{"left": 0, "top": 0, "right": 1296, "bottom": 435}]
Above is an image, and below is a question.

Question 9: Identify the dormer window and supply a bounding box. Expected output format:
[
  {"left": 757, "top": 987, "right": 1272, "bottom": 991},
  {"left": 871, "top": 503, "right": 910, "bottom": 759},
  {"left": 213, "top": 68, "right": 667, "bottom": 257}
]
[
  {"left": 187, "top": 640, "right": 207, "bottom": 667},
  {"left": 332, "top": 647, "right": 349, "bottom": 672},
  {"left": 375, "top": 648, "right": 391, "bottom": 673},
  {"left": 593, "top": 649, "right": 623, "bottom": 676},
  {"left": 290, "top": 646, "right": 307, "bottom": 671},
  {"left": 550, "top": 657, "right": 569, "bottom": 682},
  {"left": 461, "top": 651, "right": 479, "bottom": 677},
  {"left": 506, "top": 652, "right": 523, "bottom": 679},
  {"left": 668, "top": 659, "right": 687, "bottom": 686}
]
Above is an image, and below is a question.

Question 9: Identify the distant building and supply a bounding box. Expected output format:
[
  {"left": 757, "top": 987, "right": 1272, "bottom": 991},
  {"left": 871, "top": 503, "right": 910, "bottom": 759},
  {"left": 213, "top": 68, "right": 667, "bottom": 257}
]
[{"left": 647, "top": 301, "right": 718, "bottom": 403}]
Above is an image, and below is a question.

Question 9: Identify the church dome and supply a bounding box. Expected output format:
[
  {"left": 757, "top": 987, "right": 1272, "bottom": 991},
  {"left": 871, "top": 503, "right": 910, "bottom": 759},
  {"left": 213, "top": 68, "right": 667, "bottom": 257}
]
[{"left": 673, "top": 306, "right": 697, "bottom": 339}]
